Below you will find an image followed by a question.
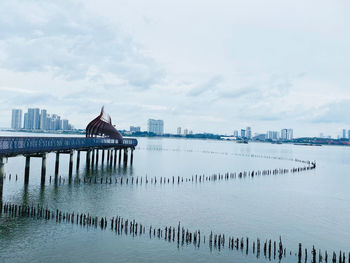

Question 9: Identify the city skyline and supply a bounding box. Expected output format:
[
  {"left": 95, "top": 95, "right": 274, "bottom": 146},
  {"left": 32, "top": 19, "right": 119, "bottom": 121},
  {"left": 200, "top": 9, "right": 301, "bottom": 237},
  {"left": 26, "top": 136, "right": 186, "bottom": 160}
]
[
  {"left": 10, "top": 108, "right": 73, "bottom": 131},
  {"left": 8, "top": 108, "right": 350, "bottom": 139},
  {"left": 0, "top": 1, "right": 349, "bottom": 138}
]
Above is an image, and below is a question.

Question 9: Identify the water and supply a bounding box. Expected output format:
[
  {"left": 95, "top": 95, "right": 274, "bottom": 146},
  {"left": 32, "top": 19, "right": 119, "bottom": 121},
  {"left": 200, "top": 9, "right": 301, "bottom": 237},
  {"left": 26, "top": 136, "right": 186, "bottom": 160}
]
[{"left": 0, "top": 132, "right": 349, "bottom": 263}]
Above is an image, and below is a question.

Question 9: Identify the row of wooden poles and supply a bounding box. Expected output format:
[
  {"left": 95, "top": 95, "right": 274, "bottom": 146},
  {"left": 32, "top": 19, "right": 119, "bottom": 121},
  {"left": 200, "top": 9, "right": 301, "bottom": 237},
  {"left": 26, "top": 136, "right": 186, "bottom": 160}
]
[
  {"left": 1, "top": 161, "right": 317, "bottom": 187},
  {"left": 1, "top": 202, "right": 348, "bottom": 263}
]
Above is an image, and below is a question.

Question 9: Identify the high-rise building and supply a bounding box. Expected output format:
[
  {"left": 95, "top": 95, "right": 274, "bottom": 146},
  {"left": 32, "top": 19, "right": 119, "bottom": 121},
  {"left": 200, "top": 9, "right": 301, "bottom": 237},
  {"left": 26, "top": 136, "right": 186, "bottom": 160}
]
[
  {"left": 40, "top": 109, "right": 47, "bottom": 130},
  {"left": 233, "top": 130, "right": 238, "bottom": 137},
  {"left": 23, "top": 113, "right": 28, "bottom": 129},
  {"left": 184, "top": 128, "right": 188, "bottom": 136},
  {"left": 348, "top": 130, "right": 350, "bottom": 139},
  {"left": 342, "top": 129, "right": 346, "bottom": 139},
  {"left": 177, "top": 127, "right": 181, "bottom": 135},
  {"left": 281, "top": 128, "right": 293, "bottom": 140},
  {"left": 62, "top": 119, "right": 69, "bottom": 130},
  {"left": 241, "top": 129, "right": 246, "bottom": 138},
  {"left": 27, "top": 108, "right": 40, "bottom": 130},
  {"left": 246, "top": 127, "right": 252, "bottom": 139},
  {"left": 11, "top": 109, "right": 22, "bottom": 129},
  {"left": 267, "top": 131, "right": 279, "bottom": 140},
  {"left": 147, "top": 119, "right": 164, "bottom": 135}
]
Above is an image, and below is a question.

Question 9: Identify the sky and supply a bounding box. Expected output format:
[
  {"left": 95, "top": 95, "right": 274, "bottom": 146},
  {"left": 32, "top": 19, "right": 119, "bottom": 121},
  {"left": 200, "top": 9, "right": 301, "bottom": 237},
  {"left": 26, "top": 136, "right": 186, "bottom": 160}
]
[{"left": 0, "top": 0, "right": 349, "bottom": 137}]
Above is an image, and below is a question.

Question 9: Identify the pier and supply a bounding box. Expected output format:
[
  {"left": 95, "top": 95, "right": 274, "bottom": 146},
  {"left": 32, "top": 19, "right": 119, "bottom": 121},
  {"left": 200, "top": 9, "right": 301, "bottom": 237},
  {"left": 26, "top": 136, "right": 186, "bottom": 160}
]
[{"left": 0, "top": 136, "right": 137, "bottom": 199}]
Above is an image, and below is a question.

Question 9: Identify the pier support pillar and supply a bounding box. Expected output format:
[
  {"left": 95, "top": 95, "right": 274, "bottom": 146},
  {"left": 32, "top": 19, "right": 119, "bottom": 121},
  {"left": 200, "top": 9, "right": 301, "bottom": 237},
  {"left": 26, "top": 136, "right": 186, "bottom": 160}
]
[
  {"left": 113, "top": 149, "right": 117, "bottom": 166},
  {"left": 118, "top": 149, "right": 122, "bottom": 165},
  {"left": 25, "top": 156, "right": 30, "bottom": 184},
  {"left": 96, "top": 149, "right": 99, "bottom": 166},
  {"left": 130, "top": 149, "right": 134, "bottom": 166},
  {"left": 109, "top": 150, "right": 113, "bottom": 167},
  {"left": 102, "top": 150, "right": 105, "bottom": 164},
  {"left": 0, "top": 157, "right": 7, "bottom": 202},
  {"left": 41, "top": 154, "right": 46, "bottom": 185},
  {"left": 86, "top": 150, "right": 91, "bottom": 170},
  {"left": 54, "top": 152, "right": 60, "bottom": 179},
  {"left": 91, "top": 149, "right": 95, "bottom": 168},
  {"left": 76, "top": 151, "right": 80, "bottom": 170},
  {"left": 107, "top": 150, "right": 110, "bottom": 163},
  {"left": 69, "top": 151, "right": 73, "bottom": 178},
  {"left": 123, "top": 148, "right": 128, "bottom": 165}
]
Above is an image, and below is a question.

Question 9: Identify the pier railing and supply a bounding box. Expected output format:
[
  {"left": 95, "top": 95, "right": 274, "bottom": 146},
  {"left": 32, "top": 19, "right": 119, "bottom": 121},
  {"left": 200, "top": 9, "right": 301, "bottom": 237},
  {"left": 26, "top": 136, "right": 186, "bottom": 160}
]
[{"left": 0, "top": 137, "right": 137, "bottom": 156}]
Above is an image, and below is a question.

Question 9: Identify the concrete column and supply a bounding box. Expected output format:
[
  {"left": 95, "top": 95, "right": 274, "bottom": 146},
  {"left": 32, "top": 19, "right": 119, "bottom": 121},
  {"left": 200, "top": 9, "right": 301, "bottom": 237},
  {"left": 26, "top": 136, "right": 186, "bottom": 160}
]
[
  {"left": 25, "top": 156, "right": 31, "bottom": 184},
  {"left": 69, "top": 151, "right": 73, "bottom": 177},
  {"left": 130, "top": 149, "right": 134, "bottom": 166},
  {"left": 86, "top": 150, "right": 91, "bottom": 170},
  {"left": 113, "top": 149, "right": 117, "bottom": 166},
  {"left": 102, "top": 150, "right": 105, "bottom": 164},
  {"left": 96, "top": 149, "right": 99, "bottom": 166},
  {"left": 118, "top": 149, "right": 122, "bottom": 165},
  {"left": 123, "top": 148, "right": 128, "bottom": 165},
  {"left": 76, "top": 151, "right": 80, "bottom": 170},
  {"left": 41, "top": 154, "right": 47, "bottom": 185},
  {"left": 0, "top": 157, "right": 6, "bottom": 202},
  {"left": 55, "top": 152, "right": 60, "bottom": 178},
  {"left": 91, "top": 149, "right": 95, "bottom": 168},
  {"left": 109, "top": 150, "right": 113, "bottom": 166}
]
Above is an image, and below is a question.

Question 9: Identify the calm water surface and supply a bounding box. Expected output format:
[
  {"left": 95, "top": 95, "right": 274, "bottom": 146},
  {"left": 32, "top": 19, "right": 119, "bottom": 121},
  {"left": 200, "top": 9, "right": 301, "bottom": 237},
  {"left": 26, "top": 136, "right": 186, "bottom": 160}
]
[{"left": 0, "top": 131, "right": 349, "bottom": 263}]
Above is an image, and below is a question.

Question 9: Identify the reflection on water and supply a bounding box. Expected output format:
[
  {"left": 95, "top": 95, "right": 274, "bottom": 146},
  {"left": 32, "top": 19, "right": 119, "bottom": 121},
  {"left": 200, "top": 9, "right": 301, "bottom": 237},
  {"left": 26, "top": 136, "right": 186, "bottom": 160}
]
[{"left": 0, "top": 134, "right": 350, "bottom": 263}]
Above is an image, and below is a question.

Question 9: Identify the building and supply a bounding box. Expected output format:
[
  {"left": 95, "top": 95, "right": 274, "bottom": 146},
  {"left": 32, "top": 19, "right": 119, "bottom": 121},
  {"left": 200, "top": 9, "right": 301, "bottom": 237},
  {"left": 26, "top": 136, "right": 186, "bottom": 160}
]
[
  {"left": 184, "top": 128, "right": 188, "bottom": 136},
  {"left": 147, "top": 119, "right": 164, "bottom": 135},
  {"left": 40, "top": 109, "right": 47, "bottom": 130},
  {"left": 23, "top": 113, "right": 28, "bottom": 129},
  {"left": 246, "top": 127, "right": 252, "bottom": 139},
  {"left": 348, "top": 130, "right": 350, "bottom": 139},
  {"left": 240, "top": 129, "right": 246, "bottom": 138},
  {"left": 62, "top": 119, "right": 70, "bottom": 130},
  {"left": 342, "top": 129, "right": 346, "bottom": 139},
  {"left": 267, "top": 131, "right": 279, "bottom": 140},
  {"left": 21, "top": 108, "right": 73, "bottom": 131},
  {"left": 281, "top": 129, "right": 293, "bottom": 141},
  {"left": 11, "top": 109, "right": 22, "bottom": 129},
  {"left": 177, "top": 127, "right": 181, "bottom": 135},
  {"left": 233, "top": 130, "right": 239, "bottom": 137},
  {"left": 130, "top": 126, "right": 141, "bottom": 132}
]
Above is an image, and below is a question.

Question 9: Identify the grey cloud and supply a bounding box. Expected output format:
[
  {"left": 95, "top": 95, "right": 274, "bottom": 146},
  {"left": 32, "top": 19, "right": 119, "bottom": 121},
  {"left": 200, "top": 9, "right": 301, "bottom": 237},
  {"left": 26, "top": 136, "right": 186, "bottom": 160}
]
[
  {"left": 187, "top": 75, "right": 223, "bottom": 96},
  {"left": 311, "top": 100, "right": 350, "bottom": 124},
  {"left": 0, "top": 0, "right": 164, "bottom": 89}
]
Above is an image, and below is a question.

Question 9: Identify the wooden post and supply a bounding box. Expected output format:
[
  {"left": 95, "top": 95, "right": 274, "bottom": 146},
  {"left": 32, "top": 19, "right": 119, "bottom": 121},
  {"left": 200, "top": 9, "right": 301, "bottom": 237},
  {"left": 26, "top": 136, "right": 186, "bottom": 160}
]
[
  {"left": 76, "top": 151, "right": 80, "bottom": 170},
  {"left": 96, "top": 149, "right": 99, "bottom": 166},
  {"left": 25, "top": 156, "right": 31, "bottom": 184},
  {"left": 109, "top": 150, "right": 113, "bottom": 166},
  {"left": 123, "top": 148, "right": 128, "bottom": 165},
  {"left": 86, "top": 150, "right": 91, "bottom": 170},
  {"left": 118, "top": 149, "right": 122, "bottom": 165},
  {"left": 91, "top": 149, "right": 95, "bottom": 168},
  {"left": 41, "top": 154, "right": 47, "bottom": 185},
  {"left": 0, "top": 157, "right": 6, "bottom": 202},
  {"left": 130, "top": 149, "right": 134, "bottom": 166},
  {"left": 55, "top": 152, "right": 60, "bottom": 178},
  {"left": 113, "top": 149, "right": 117, "bottom": 166},
  {"left": 69, "top": 151, "right": 73, "bottom": 178}
]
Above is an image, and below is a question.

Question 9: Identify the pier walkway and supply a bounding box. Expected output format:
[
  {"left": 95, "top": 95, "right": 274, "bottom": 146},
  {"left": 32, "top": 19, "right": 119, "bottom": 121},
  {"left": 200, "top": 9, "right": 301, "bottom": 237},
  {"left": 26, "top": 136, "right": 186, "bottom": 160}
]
[{"left": 0, "top": 136, "right": 138, "bottom": 199}]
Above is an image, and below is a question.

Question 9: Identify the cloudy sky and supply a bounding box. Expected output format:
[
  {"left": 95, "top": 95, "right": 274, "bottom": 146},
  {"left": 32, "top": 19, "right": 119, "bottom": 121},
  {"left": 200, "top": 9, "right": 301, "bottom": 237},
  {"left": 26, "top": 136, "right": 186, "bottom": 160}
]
[{"left": 0, "top": 0, "right": 349, "bottom": 137}]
